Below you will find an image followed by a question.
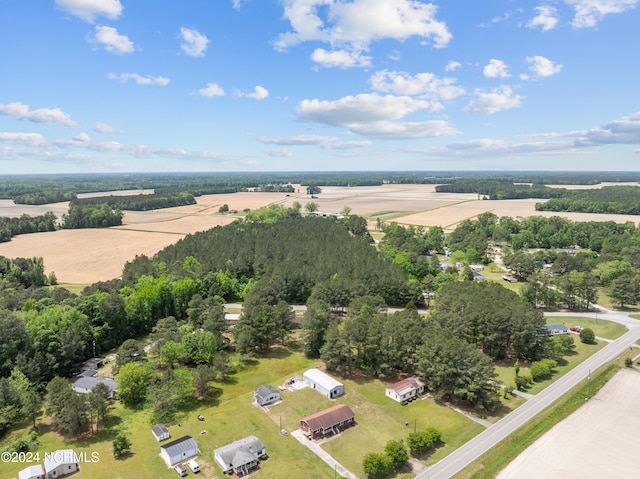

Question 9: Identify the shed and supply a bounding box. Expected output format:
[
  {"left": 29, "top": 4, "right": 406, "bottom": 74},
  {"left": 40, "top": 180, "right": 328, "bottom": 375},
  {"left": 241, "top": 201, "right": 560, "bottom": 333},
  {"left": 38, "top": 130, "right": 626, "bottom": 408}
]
[
  {"left": 303, "top": 368, "right": 344, "bottom": 399},
  {"left": 152, "top": 423, "right": 170, "bottom": 442},
  {"left": 72, "top": 376, "right": 117, "bottom": 398},
  {"left": 214, "top": 435, "right": 266, "bottom": 476},
  {"left": 472, "top": 272, "right": 484, "bottom": 281},
  {"left": 160, "top": 436, "right": 198, "bottom": 467},
  {"left": 385, "top": 376, "right": 426, "bottom": 404},
  {"left": 300, "top": 404, "right": 355, "bottom": 439},
  {"left": 545, "top": 324, "right": 569, "bottom": 335},
  {"left": 254, "top": 384, "right": 281, "bottom": 406},
  {"left": 18, "top": 464, "right": 45, "bottom": 479},
  {"left": 44, "top": 449, "right": 79, "bottom": 478}
]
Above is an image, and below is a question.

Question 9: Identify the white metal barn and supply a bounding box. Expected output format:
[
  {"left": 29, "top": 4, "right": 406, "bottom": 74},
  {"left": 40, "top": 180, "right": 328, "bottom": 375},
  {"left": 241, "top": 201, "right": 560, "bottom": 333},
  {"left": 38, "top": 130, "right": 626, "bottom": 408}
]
[
  {"left": 160, "top": 436, "right": 198, "bottom": 467},
  {"left": 303, "top": 368, "right": 344, "bottom": 399},
  {"left": 18, "top": 464, "right": 45, "bottom": 479},
  {"left": 44, "top": 449, "right": 79, "bottom": 478}
]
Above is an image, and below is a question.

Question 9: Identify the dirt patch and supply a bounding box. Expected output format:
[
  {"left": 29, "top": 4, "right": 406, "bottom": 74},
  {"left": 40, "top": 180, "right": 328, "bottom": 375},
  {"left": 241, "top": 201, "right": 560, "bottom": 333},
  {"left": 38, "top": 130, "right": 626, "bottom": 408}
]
[{"left": 496, "top": 368, "right": 640, "bottom": 478}]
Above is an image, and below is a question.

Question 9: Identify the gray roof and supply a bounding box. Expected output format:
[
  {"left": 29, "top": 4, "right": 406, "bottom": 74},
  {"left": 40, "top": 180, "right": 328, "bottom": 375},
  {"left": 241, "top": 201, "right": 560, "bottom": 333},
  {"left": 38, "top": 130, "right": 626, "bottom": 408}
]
[
  {"left": 215, "top": 435, "right": 265, "bottom": 467},
  {"left": 255, "top": 384, "right": 279, "bottom": 400},
  {"left": 545, "top": 323, "right": 568, "bottom": 330},
  {"left": 152, "top": 423, "right": 169, "bottom": 436},
  {"left": 161, "top": 435, "right": 197, "bottom": 457},
  {"left": 303, "top": 369, "right": 343, "bottom": 391},
  {"left": 73, "top": 376, "right": 117, "bottom": 392}
]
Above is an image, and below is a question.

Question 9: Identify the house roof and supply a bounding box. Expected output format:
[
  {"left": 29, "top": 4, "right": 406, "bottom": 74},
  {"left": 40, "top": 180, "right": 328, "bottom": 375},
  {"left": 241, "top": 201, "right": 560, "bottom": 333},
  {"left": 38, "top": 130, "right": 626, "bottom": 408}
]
[
  {"left": 44, "top": 449, "right": 76, "bottom": 473},
  {"left": 214, "top": 435, "right": 265, "bottom": 468},
  {"left": 387, "top": 376, "right": 425, "bottom": 395},
  {"left": 152, "top": 423, "right": 169, "bottom": 436},
  {"left": 303, "top": 368, "right": 343, "bottom": 391},
  {"left": 545, "top": 323, "right": 568, "bottom": 331},
  {"left": 255, "top": 384, "right": 279, "bottom": 400},
  {"left": 73, "top": 376, "right": 117, "bottom": 392},
  {"left": 301, "top": 404, "right": 354, "bottom": 431},
  {"left": 19, "top": 464, "right": 45, "bottom": 479},
  {"left": 161, "top": 436, "right": 198, "bottom": 457}
]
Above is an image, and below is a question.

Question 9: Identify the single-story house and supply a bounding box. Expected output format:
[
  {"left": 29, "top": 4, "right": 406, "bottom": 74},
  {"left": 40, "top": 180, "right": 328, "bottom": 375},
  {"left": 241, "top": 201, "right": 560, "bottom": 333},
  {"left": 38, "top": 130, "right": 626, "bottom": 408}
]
[
  {"left": 439, "top": 262, "right": 454, "bottom": 271},
  {"left": 18, "top": 464, "right": 45, "bottom": 479},
  {"left": 254, "top": 384, "right": 281, "bottom": 406},
  {"left": 44, "top": 449, "right": 79, "bottom": 478},
  {"left": 545, "top": 324, "right": 569, "bottom": 335},
  {"left": 303, "top": 369, "right": 344, "bottom": 399},
  {"left": 152, "top": 423, "right": 170, "bottom": 442},
  {"left": 300, "top": 404, "right": 355, "bottom": 440},
  {"left": 160, "top": 436, "right": 199, "bottom": 467},
  {"left": 472, "top": 272, "right": 484, "bottom": 281},
  {"left": 72, "top": 376, "right": 117, "bottom": 399},
  {"left": 225, "top": 313, "right": 241, "bottom": 325},
  {"left": 83, "top": 358, "right": 103, "bottom": 370},
  {"left": 470, "top": 265, "right": 484, "bottom": 272},
  {"left": 385, "top": 376, "right": 426, "bottom": 404},
  {"left": 214, "top": 435, "right": 266, "bottom": 477}
]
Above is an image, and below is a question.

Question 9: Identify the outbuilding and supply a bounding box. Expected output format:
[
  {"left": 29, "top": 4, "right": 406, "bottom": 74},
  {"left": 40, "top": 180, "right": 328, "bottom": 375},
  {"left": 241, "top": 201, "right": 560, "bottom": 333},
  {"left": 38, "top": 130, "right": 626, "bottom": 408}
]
[
  {"left": 152, "top": 423, "right": 170, "bottom": 442},
  {"left": 303, "top": 368, "right": 344, "bottom": 399},
  {"left": 214, "top": 435, "right": 266, "bottom": 476},
  {"left": 160, "top": 436, "right": 199, "bottom": 467},
  {"left": 300, "top": 404, "right": 355, "bottom": 439},
  {"left": 385, "top": 376, "right": 426, "bottom": 404},
  {"left": 44, "top": 449, "right": 79, "bottom": 478},
  {"left": 18, "top": 464, "right": 45, "bottom": 479},
  {"left": 254, "top": 384, "right": 281, "bottom": 406}
]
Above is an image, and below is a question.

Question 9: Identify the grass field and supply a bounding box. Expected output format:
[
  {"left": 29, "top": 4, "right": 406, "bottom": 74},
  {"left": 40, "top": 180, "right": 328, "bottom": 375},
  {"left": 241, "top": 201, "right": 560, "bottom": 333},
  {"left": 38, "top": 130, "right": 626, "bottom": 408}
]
[{"left": 546, "top": 316, "right": 628, "bottom": 340}]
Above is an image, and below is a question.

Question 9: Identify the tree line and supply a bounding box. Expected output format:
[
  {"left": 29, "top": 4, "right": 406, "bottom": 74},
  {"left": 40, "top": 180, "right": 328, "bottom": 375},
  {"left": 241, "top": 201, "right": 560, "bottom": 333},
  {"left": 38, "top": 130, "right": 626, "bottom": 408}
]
[
  {"left": 71, "top": 191, "right": 196, "bottom": 211},
  {"left": 536, "top": 185, "right": 640, "bottom": 215}
]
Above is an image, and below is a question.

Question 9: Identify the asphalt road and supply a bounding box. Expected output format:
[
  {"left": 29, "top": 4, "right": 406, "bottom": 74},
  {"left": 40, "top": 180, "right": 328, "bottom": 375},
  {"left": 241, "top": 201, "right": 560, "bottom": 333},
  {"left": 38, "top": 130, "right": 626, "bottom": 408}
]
[{"left": 417, "top": 310, "right": 640, "bottom": 479}]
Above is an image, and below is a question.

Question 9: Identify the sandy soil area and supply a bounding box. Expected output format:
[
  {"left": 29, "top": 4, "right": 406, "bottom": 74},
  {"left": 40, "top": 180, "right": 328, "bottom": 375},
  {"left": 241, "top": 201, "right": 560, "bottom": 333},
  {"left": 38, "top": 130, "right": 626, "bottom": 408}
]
[
  {"left": 497, "top": 368, "right": 640, "bottom": 479},
  {"left": 0, "top": 185, "right": 639, "bottom": 285}
]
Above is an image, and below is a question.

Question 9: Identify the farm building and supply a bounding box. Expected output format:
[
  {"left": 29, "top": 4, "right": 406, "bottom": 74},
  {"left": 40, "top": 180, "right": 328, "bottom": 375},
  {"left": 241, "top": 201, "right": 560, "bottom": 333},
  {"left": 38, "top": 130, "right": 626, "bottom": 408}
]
[
  {"left": 151, "top": 423, "right": 170, "bottom": 442},
  {"left": 214, "top": 435, "right": 266, "bottom": 476},
  {"left": 303, "top": 368, "right": 344, "bottom": 399},
  {"left": 44, "top": 449, "right": 79, "bottom": 478},
  {"left": 160, "top": 436, "right": 199, "bottom": 467},
  {"left": 502, "top": 275, "right": 518, "bottom": 283},
  {"left": 385, "top": 376, "right": 426, "bottom": 404},
  {"left": 72, "top": 376, "right": 117, "bottom": 398},
  {"left": 254, "top": 384, "right": 280, "bottom": 406},
  {"left": 545, "top": 324, "right": 569, "bottom": 335},
  {"left": 301, "top": 404, "right": 355, "bottom": 439},
  {"left": 18, "top": 464, "right": 45, "bottom": 479}
]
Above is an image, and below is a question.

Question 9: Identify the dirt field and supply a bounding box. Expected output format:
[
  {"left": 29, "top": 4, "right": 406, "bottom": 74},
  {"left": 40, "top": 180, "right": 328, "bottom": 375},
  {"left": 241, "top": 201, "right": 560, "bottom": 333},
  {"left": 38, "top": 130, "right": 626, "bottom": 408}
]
[
  {"left": 496, "top": 368, "right": 640, "bottom": 479},
  {"left": 0, "top": 184, "right": 639, "bottom": 285}
]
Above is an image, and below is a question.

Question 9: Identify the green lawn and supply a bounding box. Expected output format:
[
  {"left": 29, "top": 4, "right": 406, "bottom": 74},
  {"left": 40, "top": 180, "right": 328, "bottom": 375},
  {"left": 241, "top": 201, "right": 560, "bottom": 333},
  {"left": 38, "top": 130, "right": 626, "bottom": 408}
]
[{"left": 546, "top": 316, "right": 627, "bottom": 340}]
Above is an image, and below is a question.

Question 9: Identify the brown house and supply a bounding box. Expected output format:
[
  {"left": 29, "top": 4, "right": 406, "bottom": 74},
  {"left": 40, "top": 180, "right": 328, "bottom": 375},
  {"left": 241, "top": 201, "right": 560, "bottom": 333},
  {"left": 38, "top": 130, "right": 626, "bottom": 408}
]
[{"left": 300, "top": 404, "right": 355, "bottom": 439}]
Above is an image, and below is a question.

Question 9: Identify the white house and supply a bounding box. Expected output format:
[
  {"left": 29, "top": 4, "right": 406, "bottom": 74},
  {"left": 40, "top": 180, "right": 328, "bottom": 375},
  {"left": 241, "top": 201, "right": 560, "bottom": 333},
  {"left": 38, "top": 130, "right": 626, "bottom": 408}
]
[
  {"left": 44, "top": 449, "right": 79, "bottom": 478},
  {"left": 160, "top": 436, "right": 198, "bottom": 467},
  {"left": 151, "top": 423, "right": 170, "bottom": 442},
  {"left": 72, "top": 376, "right": 117, "bottom": 399},
  {"left": 303, "top": 368, "right": 344, "bottom": 399},
  {"left": 254, "top": 384, "right": 281, "bottom": 406},
  {"left": 214, "top": 435, "right": 266, "bottom": 476},
  {"left": 385, "top": 376, "right": 426, "bottom": 404},
  {"left": 545, "top": 324, "right": 569, "bottom": 335},
  {"left": 18, "top": 464, "right": 45, "bottom": 479}
]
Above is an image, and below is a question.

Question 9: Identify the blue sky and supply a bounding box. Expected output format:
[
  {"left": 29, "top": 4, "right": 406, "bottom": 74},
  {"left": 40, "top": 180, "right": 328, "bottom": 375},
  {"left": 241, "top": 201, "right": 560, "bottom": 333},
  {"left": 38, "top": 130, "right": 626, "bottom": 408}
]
[{"left": 1, "top": 0, "right": 640, "bottom": 174}]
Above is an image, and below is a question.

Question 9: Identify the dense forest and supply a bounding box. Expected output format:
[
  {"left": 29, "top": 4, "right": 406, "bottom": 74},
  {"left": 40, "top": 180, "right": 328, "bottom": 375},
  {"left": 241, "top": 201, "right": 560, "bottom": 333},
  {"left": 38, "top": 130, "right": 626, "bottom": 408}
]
[
  {"left": 71, "top": 192, "right": 196, "bottom": 211},
  {"left": 0, "top": 213, "right": 57, "bottom": 242},
  {"left": 536, "top": 185, "right": 640, "bottom": 215}
]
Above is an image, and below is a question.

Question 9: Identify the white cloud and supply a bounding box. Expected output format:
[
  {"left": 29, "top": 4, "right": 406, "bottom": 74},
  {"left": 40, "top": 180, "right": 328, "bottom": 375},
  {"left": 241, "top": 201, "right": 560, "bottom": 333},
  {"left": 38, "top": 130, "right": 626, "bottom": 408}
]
[
  {"left": 348, "top": 120, "right": 459, "bottom": 139},
  {"left": 0, "top": 101, "right": 78, "bottom": 127},
  {"left": 93, "top": 122, "right": 117, "bottom": 133},
  {"left": 232, "top": 0, "right": 242, "bottom": 10},
  {"left": 73, "top": 132, "right": 91, "bottom": 142},
  {"left": 197, "top": 83, "right": 225, "bottom": 97},
  {"left": 311, "top": 48, "right": 372, "bottom": 68},
  {"left": 244, "top": 86, "right": 270, "bottom": 100},
  {"left": 445, "top": 61, "right": 461, "bottom": 72},
  {"left": 264, "top": 148, "right": 293, "bottom": 157},
  {"left": 526, "top": 55, "right": 563, "bottom": 77},
  {"left": 322, "top": 140, "right": 372, "bottom": 149},
  {"left": 464, "top": 86, "right": 523, "bottom": 114},
  {"left": 369, "top": 70, "right": 464, "bottom": 100},
  {"left": 483, "top": 59, "right": 510, "bottom": 78},
  {"left": 528, "top": 5, "right": 560, "bottom": 31},
  {"left": 180, "top": 27, "right": 210, "bottom": 57},
  {"left": 108, "top": 73, "right": 170, "bottom": 86},
  {"left": 275, "top": 0, "right": 451, "bottom": 67},
  {"left": 91, "top": 25, "right": 134, "bottom": 54},
  {"left": 258, "top": 135, "right": 339, "bottom": 145},
  {"left": 579, "top": 111, "right": 640, "bottom": 144},
  {"left": 0, "top": 132, "right": 47, "bottom": 146},
  {"left": 55, "top": 0, "right": 122, "bottom": 23},
  {"left": 565, "top": 0, "right": 640, "bottom": 28}
]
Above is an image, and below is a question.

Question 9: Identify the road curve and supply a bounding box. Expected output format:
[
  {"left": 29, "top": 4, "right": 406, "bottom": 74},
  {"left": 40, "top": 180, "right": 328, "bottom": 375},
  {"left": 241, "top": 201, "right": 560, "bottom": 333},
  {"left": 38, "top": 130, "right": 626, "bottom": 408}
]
[{"left": 417, "top": 313, "right": 640, "bottom": 479}]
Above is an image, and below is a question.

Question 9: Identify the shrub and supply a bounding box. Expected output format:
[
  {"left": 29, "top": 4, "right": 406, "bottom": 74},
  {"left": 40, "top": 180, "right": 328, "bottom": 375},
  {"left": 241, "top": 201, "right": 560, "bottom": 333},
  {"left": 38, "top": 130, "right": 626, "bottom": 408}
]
[
  {"left": 363, "top": 452, "right": 393, "bottom": 479},
  {"left": 530, "top": 361, "right": 551, "bottom": 381},
  {"left": 579, "top": 328, "right": 596, "bottom": 344},
  {"left": 515, "top": 374, "right": 529, "bottom": 391}
]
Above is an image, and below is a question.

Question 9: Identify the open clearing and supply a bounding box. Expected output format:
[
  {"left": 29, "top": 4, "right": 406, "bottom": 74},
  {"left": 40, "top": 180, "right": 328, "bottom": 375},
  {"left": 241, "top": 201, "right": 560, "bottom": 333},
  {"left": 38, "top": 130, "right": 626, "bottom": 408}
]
[
  {"left": 1, "top": 184, "right": 639, "bottom": 285},
  {"left": 496, "top": 368, "right": 640, "bottom": 479}
]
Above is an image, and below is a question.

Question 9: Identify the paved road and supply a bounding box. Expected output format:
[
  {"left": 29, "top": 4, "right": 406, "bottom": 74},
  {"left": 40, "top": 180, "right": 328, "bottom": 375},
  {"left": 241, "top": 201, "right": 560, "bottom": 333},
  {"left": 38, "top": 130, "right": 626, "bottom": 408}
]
[{"left": 417, "top": 310, "right": 640, "bottom": 479}]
